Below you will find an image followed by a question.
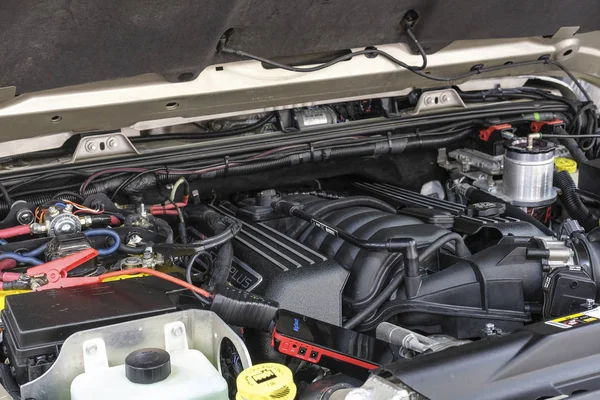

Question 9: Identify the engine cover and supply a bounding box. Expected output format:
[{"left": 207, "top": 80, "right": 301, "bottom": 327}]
[
  {"left": 265, "top": 195, "right": 451, "bottom": 309},
  {"left": 211, "top": 204, "right": 349, "bottom": 325}
]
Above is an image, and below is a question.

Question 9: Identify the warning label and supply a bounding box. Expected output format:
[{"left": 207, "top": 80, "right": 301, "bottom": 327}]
[{"left": 546, "top": 307, "right": 600, "bottom": 329}]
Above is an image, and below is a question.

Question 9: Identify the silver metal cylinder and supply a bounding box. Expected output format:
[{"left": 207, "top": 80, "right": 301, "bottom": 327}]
[{"left": 502, "top": 138, "right": 556, "bottom": 207}]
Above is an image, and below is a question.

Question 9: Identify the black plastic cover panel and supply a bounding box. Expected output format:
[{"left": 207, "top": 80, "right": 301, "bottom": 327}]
[
  {"left": 380, "top": 312, "right": 600, "bottom": 399},
  {"left": 1, "top": 0, "right": 600, "bottom": 93}
]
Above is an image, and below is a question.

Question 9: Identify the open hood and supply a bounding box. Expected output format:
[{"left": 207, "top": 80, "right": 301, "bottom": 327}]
[
  {"left": 1, "top": 0, "right": 600, "bottom": 144},
  {"left": 2, "top": 0, "right": 600, "bottom": 94}
]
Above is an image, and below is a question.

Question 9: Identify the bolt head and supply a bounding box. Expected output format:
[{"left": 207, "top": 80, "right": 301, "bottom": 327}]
[
  {"left": 85, "top": 141, "right": 98, "bottom": 152},
  {"left": 440, "top": 94, "right": 450, "bottom": 103},
  {"left": 106, "top": 137, "right": 119, "bottom": 149},
  {"left": 586, "top": 298, "right": 595, "bottom": 308},
  {"left": 171, "top": 326, "right": 183, "bottom": 337},
  {"left": 424, "top": 96, "right": 434, "bottom": 105},
  {"left": 485, "top": 323, "right": 495, "bottom": 330},
  {"left": 47, "top": 206, "right": 59, "bottom": 216},
  {"left": 16, "top": 209, "right": 34, "bottom": 224},
  {"left": 85, "top": 344, "right": 98, "bottom": 355}
]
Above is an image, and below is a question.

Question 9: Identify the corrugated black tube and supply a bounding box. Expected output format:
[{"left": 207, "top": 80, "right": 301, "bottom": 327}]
[
  {"left": 186, "top": 207, "right": 234, "bottom": 289},
  {"left": 554, "top": 171, "right": 598, "bottom": 232}
]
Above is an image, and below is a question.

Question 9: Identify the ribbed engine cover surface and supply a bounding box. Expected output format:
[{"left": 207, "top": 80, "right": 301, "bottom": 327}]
[{"left": 272, "top": 195, "right": 449, "bottom": 308}]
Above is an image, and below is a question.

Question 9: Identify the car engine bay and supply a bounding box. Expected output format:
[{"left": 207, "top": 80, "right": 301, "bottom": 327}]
[{"left": 0, "top": 80, "right": 598, "bottom": 400}]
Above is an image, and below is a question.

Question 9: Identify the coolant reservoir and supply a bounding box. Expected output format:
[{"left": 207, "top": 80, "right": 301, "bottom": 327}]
[{"left": 70, "top": 322, "right": 228, "bottom": 400}]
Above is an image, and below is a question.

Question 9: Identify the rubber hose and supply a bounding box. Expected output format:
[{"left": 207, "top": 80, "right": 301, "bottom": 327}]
[
  {"left": 185, "top": 252, "right": 211, "bottom": 305},
  {"left": 344, "top": 274, "right": 404, "bottom": 330},
  {"left": 83, "top": 229, "right": 121, "bottom": 256},
  {"left": 178, "top": 222, "right": 188, "bottom": 244},
  {"left": 202, "top": 131, "right": 468, "bottom": 180},
  {"left": 186, "top": 207, "right": 234, "bottom": 289},
  {"left": 558, "top": 137, "right": 589, "bottom": 164},
  {"left": 344, "top": 232, "right": 471, "bottom": 330},
  {"left": 465, "top": 187, "right": 555, "bottom": 236},
  {"left": 289, "top": 196, "right": 398, "bottom": 239},
  {"left": 0, "top": 183, "right": 13, "bottom": 208},
  {"left": 118, "top": 244, "right": 145, "bottom": 254},
  {"left": 404, "top": 129, "right": 472, "bottom": 150},
  {"left": 23, "top": 243, "right": 47, "bottom": 257},
  {"left": 155, "top": 217, "right": 174, "bottom": 243},
  {"left": 419, "top": 232, "right": 471, "bottom": 259},
  {"left": 554, "top": 171, "right": 598, "bottom": 231},
  {"left": 0, "top": 253, "right": 43, "bottom": 266}
]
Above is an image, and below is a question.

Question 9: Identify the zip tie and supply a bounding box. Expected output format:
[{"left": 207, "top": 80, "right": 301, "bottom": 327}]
[
  {"left": 387, "top": 132, "right": 394, "bottom": 154},
  {"left": 309, "top": 143, "right": 316, "bottom": 162},
  {"left": 224, "top": 156, "right": 230, "bottom": 176}
]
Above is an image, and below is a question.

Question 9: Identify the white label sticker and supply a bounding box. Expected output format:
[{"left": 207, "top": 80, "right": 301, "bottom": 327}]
[
  {"left": 584, "top": 307, "right": 600, "bottom": 319},
  {"left": 302, "top": 113, "right": 328, "bottom": 126},
  {"left": 545, "top": 307, "right": 600, "bottom": 329}
]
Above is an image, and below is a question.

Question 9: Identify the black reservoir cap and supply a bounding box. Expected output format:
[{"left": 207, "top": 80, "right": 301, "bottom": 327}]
[{"left": 125, "top": 348, "right": 171, "bottom": 384}]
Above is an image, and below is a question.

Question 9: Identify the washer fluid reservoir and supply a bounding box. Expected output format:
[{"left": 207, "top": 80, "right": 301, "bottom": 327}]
[{"left": 70, "top": 322, "right": 228, "bottom": 400}]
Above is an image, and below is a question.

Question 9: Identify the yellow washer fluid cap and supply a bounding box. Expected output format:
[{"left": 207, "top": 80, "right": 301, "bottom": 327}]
[
  {"left": 555, "top": 157, "right": 577, "bottom": 173},
  {"left": 236, "top": 363, "right": 296, "bottom": 400}
]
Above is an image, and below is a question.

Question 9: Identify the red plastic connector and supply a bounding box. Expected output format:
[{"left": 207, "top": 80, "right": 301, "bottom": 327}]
[
  {"left": 25, "top": 248, "right": 100, "bottom": 291},
  {"left": 530, "top": 119, "right": 565, "bottom": 134},
  {"left": 479, "top": 124, "right": 513, "bottom": 141}
]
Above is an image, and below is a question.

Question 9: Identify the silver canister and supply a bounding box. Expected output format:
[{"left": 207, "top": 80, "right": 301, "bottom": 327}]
[{"left": 502, "top": 138, "right": 556, "bottom": 207}]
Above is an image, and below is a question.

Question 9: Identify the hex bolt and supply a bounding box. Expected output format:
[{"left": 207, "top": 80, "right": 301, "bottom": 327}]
[
  {"left": 16, "top": 209, "right": 34, "bottom": 225},
  {"left": 106, "top": 137, "right": 119, "bottom": 149},
  {"left": 485, "top": 323, "right": 495, "bottom": 332},
  {"left": 586, "top": 298, "right": 595, "bottom": 309},
  {"left": 85, "top": 344, "right": 98, "bottom": 356},
  {"left": 47, "top": 206, "right": 59, "bottom": 217},
  {"left": 85, "top": 141, "right": 98, "bottom": 152},
  {"left": 171, "top": 326, "right": 183, "bottom": 337}
]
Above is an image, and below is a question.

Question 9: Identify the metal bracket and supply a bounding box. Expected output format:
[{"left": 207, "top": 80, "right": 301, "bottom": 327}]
[
  {"left": 164, "top": 321, "right": 189, "bottom": 353},
  {"left": 446, "top": 148, "right": 504, "bottom": 176},
  {"left": 414, "top": 89, "right": 466, "bottom": 115},
  {"left": 72, "top": 132, "right": 138, "bottom": 162},
  {"left": 438, "top": 148, "right": 504, "bottom": 186},
  {"left": 21, "top": 309, "right": 252, "bottom": 400},
  {"left": 82, "top": 338, "right": 109, "bottom": 373}
]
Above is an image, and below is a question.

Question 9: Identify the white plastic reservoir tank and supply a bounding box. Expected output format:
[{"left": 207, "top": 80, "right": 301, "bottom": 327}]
[{"left": 70, "top": 322, "right": 228, "bottom": 400}]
